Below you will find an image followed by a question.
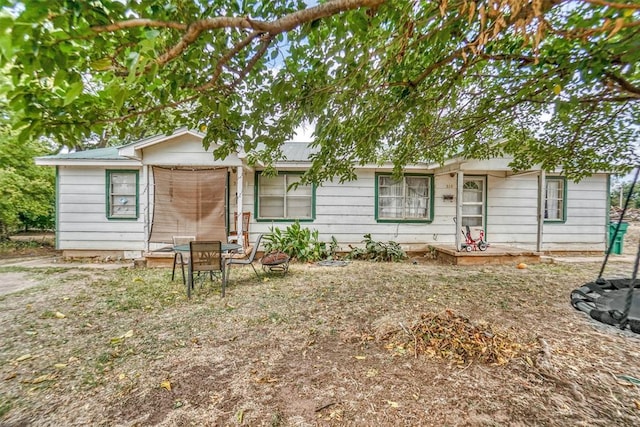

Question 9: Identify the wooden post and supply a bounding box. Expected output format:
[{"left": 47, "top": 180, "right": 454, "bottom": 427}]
[
  {"left": 143, "top": 164, "right": 150, "bottom": 253},
  {"left": 455, "top": 171, "right": 463, "bottom": 251},
  {"left": 236, "top": 166, "right": 244, "bottom": 247},
  {"left": 537, "top": 170, "right": 545, "bottom": 253}
]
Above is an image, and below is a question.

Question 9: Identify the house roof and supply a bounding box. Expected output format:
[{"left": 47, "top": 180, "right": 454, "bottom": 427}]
[
  {"left": 269, "top": 141, "right": 317, "bottom": 162},
  {"left": 34, "top": 129, "right": 556, "bottom": 175},
  {"left": 40, "top": 146, "right": 125, "bottom": 160}
]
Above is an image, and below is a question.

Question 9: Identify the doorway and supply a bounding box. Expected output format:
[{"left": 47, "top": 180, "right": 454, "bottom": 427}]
[{"left": 461, "top": 176, "right": 486, "bottom": 229}]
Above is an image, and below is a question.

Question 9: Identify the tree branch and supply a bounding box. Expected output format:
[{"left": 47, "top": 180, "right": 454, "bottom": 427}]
[
  {"left": 195, "top": 31, "right": 263, "bottom": 92},
  {"left": 92, "top": 19, "right": 187, "bottom": 32},
  {"left": 604, "top": 71, "right": 640, "bottom": 96},
  {"left": 98, "top": 95, "right": 200, "bottom": 125},
  {"left": 92, "top": 0, "right": 386, "bottom": 68},
  {"left": 227, "top": 36, "right": 274, "bottom": 92},
  {"left": 579, "top": 0, "right": 640, "bottom": 10}
]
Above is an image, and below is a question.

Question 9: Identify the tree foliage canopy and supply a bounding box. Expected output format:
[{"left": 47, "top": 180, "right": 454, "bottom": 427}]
[
  {"left": 0, "top": 126, "right": 55, "bottom": 236},
  {"left": 1, "top": 0, "right": 638, "bottom": 181}
]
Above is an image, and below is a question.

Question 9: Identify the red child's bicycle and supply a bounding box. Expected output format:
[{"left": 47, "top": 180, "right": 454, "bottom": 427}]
[{"left": 461, "top": 225, "right": 489, "bottom": 252}]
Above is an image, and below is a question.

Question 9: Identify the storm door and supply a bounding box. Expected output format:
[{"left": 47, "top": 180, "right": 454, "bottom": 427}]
[{"left": 461, "top": 176, "right": 486, "bottom": 229}]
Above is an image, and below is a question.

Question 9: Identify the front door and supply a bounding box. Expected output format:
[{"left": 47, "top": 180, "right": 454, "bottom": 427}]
[{"left": 461, "top": 176, "right": 486, "bottom": 229}]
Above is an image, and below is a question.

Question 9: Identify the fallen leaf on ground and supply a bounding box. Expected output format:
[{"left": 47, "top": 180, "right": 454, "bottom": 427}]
[
  {"left": 31, "top": 374, "right": 55, "bottom": 384},
  {"left": 15, "top": 354, "right": 32, "bottom": 362},
  {"left": 160, "top": 380, "right": 172, "bottom": 391},
  {"left": 110, "top": 329, "right": 134, "bottom": 344}
]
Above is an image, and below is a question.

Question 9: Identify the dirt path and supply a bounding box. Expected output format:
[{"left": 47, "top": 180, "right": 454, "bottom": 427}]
[{"left": 0, "top": 256, "right": 133, "bottom": 296}]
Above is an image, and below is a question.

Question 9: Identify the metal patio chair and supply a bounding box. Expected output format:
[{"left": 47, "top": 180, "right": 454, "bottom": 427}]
[
  {"left": 187, "top": 241, "right": 226, "bottom": 298},
  {"left": 171, "top": 235, "right": 195, "bottom": 284},
  {"left": 226, "top": 234, "right": 263, "bottom": 281}
]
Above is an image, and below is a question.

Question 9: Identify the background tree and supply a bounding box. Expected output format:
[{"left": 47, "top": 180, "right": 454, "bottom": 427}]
[
  {"left": 0, "top": 128, "right": 55, "bottom": 238},
  {"left": 0, "top": 68, "right": 55, "bottom": 239},
  {"left": 611, "top": 176, "right": 640, "bottom": 209},
  {"left": 0, "top": 0, "right": 638, "bottom": 182}
]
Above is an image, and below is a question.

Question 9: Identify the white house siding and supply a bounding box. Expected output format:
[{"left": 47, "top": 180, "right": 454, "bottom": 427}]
[
  {"left": 141, "top": 135, "right": 240, "bottom": 167},
  {"left": 57, "top": 166, "right": 145, "bottom": 251},
  {"left": 542, "top": 174, "right": 608, "bottom": 251},
  {"left": 236, "top": 168, "right": 607, "bottom": 252},
  {"left": 241, "top": 169, "right": 460, "bottom": 250},
  {"left": 486, "top": 174, "right": 539, "bottom": 246},
  {"left": 484, "top": 173, "right": 607, "bottom": 251}
]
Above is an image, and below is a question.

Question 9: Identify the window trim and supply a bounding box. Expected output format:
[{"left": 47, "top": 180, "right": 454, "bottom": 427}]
[
  {"left": 544, "top": 176, "right": 567, "bottom": 223},
  {"left": 105, "top": 169, "right": 139, "bottom": 220},
  {"left": 375, "top": 173, "right": 434, "bottom": 223},
  {"left": 254, "top": 171, "right": 316, "bottom": 222}
]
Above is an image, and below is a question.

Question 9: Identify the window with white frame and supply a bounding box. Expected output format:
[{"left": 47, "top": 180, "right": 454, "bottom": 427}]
[
  {"left": 376, "top": 174, "right": 431, "bottom": 221},
  {"left": 106, "top": 170, "right": 138, "bottom": 219},
  {"left": 544, "top": 177, "right": 565, "bottom": 221},
  {"left": 257, "top": 172, "right": 314, "bottom": 220}
]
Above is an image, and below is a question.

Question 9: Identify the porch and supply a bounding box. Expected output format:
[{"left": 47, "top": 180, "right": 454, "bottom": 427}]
[{"left": 430, "top": 245, "right": 542, "bottom": 266}]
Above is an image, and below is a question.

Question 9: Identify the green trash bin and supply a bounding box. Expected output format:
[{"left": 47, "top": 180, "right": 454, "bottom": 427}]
[{"left": 608, "top": 222, "right": 629, "bottom": 255}]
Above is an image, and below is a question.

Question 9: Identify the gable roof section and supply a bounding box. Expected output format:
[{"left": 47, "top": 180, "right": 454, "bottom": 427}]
[
  {"left": 117, "top": 127, "right": 205, "bottom": 159},
  {"left": 35, "top": 128, "right": 217, "bottom": 167}
]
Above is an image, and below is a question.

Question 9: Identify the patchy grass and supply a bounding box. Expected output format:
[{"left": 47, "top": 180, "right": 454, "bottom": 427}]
[
  {"left": 0, "top": 258, "right": 639, "bottom": 426},
  {"left": 0, "top": 236, "right": 57, "bottom": 259}
]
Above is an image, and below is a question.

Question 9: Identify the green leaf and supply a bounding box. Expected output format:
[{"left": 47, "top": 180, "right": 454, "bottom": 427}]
[
  {"left": 114, "top": 88, "right": 126, "bottom": 109},
  {"left": 54, "top": 69, "right": 68, "bottom": 88},
  {"left": 0, "top": 33, "right": 12, "bottom": 60},
  {"left": 63, "top": 82, "right": 83, "bottom": 106},
  {"left": 91, "top": 58, "right": 112, "bottom": 71}
]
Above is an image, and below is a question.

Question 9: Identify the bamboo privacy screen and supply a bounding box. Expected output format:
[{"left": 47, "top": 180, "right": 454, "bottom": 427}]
[{"left": 149, "top": 167, "right": 227, "bottom": 243}]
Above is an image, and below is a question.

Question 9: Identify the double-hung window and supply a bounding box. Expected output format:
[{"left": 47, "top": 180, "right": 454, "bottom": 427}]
[
  {"left": 257, "top": 172, "right": 314, "bottom": 220},
  {"left": 376, "top": 174, "right": 432, "bottom": 222},
  {"left": 544, "top": 177, "right": 566, "bottom": 222},
  {"left": 106, "top": 170, "right": 139, "bottom": 219}
]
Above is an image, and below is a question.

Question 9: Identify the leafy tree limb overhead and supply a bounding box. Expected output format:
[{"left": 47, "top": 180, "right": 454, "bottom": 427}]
[{"left": 1, "top": 0, "right": 638, "bottom": 181}]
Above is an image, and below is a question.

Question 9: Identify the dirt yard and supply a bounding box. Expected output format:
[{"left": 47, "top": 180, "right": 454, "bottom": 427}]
[{"left": 0, "top": 227, "right": 639, "bottom": 426}]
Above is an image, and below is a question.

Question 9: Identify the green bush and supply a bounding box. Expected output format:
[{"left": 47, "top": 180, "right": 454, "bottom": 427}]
[
  {"left": 346, "top": 234, "right": 407, "bottom": 262},
  {"left": 263, "top": 221, "right": 331, "bottom": 262}
]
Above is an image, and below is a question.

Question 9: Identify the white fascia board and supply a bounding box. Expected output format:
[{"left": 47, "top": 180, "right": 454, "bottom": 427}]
[
  {"left": 269, "top": 161, "right": 434, "bottom": 171},
  {"left": 272, "top": 161, "right": 311, "bottom": 169},
  {"left": 143, "top": 159, "right": 244, "bottom": 167},
  {"left": 358, "top": 163, "right": 431, "bottom": 170}
]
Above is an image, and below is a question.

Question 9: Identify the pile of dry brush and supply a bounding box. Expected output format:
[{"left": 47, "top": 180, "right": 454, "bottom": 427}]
[{"left": 390, "top": 310, "right": 538, "bottom": 365}]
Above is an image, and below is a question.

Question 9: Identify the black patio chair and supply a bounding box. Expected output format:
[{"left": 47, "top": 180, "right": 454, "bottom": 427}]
[
  {"left": 171, "top": 235, "right": 195, "bottom": 284},
  {"left": 187, "top": 241, "right": 226, "bottom": 298},
  {"left": 226, "top": 234, "right": 263, "bottom": 280}
]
